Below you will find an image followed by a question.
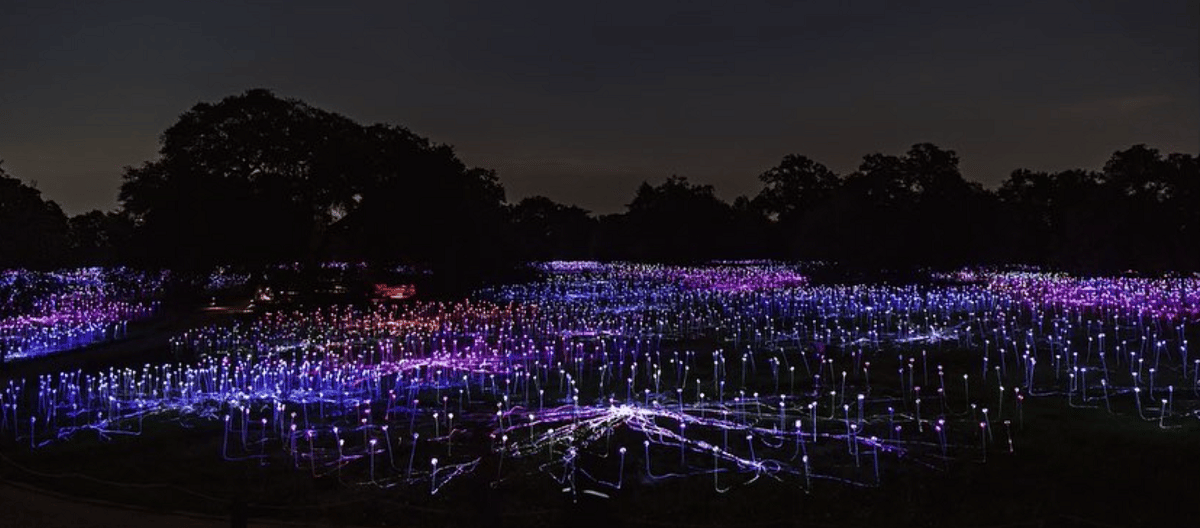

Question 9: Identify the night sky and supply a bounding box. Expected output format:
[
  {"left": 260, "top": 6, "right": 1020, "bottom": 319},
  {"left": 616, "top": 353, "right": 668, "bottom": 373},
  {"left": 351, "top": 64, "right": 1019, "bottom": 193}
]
[{"left": 1, "top": 1, "right": 1196, "bottom": 216}]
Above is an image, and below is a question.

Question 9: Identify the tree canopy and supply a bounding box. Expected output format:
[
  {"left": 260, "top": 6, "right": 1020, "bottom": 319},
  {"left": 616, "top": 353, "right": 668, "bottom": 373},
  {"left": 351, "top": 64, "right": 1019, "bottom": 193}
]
[
  {"left": 509, "top": 196, "right": 596, "bottom": 261},
  {"left": 7, "top": 89, "right": 1194, "bottom": 276},
  {"left": 602, "top": 177, "right": 739, "bottom": 262},
  {"left": 0, "top": 161, "right": 69, "bottom": 269},
  {"left": 118, "top": 89, "right": 512, "bottom": 288}
]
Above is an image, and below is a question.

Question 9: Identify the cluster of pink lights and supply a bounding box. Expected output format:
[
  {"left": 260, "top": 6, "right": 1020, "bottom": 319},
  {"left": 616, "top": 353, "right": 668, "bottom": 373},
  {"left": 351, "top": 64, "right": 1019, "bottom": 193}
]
[
  {"left": 0, "top": 268, "right": 164, "bottom": 360},
  {"left": 986, "top": 273, "right": 1200, "bottom": 322}
]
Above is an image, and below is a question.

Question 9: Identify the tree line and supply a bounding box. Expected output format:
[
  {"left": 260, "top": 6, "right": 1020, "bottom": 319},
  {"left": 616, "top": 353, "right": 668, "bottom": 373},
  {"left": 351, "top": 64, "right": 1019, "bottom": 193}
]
[{"left": 1, "top": 89, "right": 1196, "bottom": 285}]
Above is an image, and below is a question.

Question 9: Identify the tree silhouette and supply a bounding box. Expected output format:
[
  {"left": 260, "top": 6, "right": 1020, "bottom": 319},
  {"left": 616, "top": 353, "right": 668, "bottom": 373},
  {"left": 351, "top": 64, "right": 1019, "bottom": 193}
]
[
  {"left": 996, "top": 146, "right": 1199, "bottom": 273},
  {"left": 1164, "top": 152, "right": 1200, "bottom": 270},
  {"left": 826, "top": 152, "right": 918, "bottom": 266},
  {"left": 335, "top": 125, "right": 512, "bottom": 292},
  {"left": 0, "top": 161, "right": 69, "bottom": 269},
  {"left": 120, "top": 89, "right": 364, "bottom": 269},
  {"left": 729, "top": 195, "right": 775, "bottom": 260},
  {"left": 996, "top": 169, "right": 1057, "bottom": 264},
  {"left": 618, "top": 176, "right": 737, "bottom": 262},
  {"left": 578, "top": 142, "right": 1195, "bottom": 273},
  {"left": 67, "top": 210, "right": 133, "bottom": 266},
  {"left": 900, "top": 143, "right": 995, "bottom": 268},
  {"left": 753, "top": 154, "right": 840, "bottom": 223},
  {"left": 118, "top": 89, "right": 513, "bottom": 290},
  {"left": 32, "top": 87, "right": 1200, "bottom": 278},
  {"left": 509, "top": 196, "right": 596, "bottom": 261},
  {"left": 795, "top": 144, "right": 995, "bottom": 268},
  {"left": 1102, "top": 145, "right": 1185, "bottom": 271},
  {"left": 751, "top": 154, "right": 839, "bottom": 260}
]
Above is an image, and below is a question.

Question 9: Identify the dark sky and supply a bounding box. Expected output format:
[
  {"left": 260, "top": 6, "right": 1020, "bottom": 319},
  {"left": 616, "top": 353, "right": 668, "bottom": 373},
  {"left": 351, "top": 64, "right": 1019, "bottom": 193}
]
[{"left": 1, "top": 1, "right": 1196, "bottom": 215}]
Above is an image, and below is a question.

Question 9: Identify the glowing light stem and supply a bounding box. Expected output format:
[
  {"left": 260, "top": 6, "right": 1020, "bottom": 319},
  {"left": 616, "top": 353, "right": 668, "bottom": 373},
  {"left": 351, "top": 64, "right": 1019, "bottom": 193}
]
[
  {"left": 1004, "top": 421, "right": 1014, "bottom": 453},
  {"left": 679, "top": 423, "right": 687, "bottom": 467},
  {"left": 713, "top": 447, "right": 728, "bottom": 493},
  {"left": 802, "top": 455, "right": 811, "bottom": 492},
  {"left": 369, "top": 438, "right": 378, "bottom": 483},
  {"left": 430, "top": 458, "right": 438, "bottom": 494},
  {"left": 979, "top": 422, "right": 987, "bottom": 463},
  {"left": 1100, "top": 380, "right": 1112, "bottom": 413},
  {"left": 963, "top": 374, "right": 970, "bottom": 410},
  {"left": 616, "top": 446, "right": 627, "bottom": 489},
  {"left": 407, "top": 433, "right": 419, "bottom": 478},
  {"left": 871, "top": 437, "right": 881, "bottom": 485},
  {"left": 221, "top": 415, "right": 231, "bottom": 460}
]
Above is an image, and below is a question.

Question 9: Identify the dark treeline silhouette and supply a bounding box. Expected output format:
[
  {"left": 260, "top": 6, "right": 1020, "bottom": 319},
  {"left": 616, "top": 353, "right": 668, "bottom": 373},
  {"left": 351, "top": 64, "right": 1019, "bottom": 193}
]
[
  {"left": 0, "top": 161, "right": 70, "bottom": 269},
  {"left": 116, "top": 89, "right": 512, "bottom": 293},
  {"left": 1, "top": 90, "right": 1197, "bottom": 281}
]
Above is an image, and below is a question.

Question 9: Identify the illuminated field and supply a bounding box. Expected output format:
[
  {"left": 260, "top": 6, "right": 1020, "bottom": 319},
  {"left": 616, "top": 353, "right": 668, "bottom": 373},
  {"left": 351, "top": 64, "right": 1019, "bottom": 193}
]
[
  {"left": 0, "top": 268, "right": 164, "bottom": 360},
  {"left": 1, "top": 263, "right": 1196, "bottom": 526}
]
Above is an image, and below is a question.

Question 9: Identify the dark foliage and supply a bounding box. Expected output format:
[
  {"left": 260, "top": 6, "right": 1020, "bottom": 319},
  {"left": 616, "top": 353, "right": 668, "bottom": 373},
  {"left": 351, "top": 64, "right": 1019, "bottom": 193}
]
[
  {"left": 6, "top": 90, "right": 1195, "bottom": 276},
  {"left": 67, "top": 210, "right": 133, "bottom": 266},
  {"left": 116, "top": 89, "right": 513, "bottom": 291},
  {"left": 0, "top": 161, "right": 69, "bottom": 269},
  {"left": 748, "top": 143, "right": 1196, "bottom": 272},
  {"left": 996, "top": 146, "right": 1199, "bottom": 272},
  {"left": 607, "top": 177, "right": 735, "bottom": 262},
  {"left": 509, "top": 196, "right": 596, "bottom": 261}
]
